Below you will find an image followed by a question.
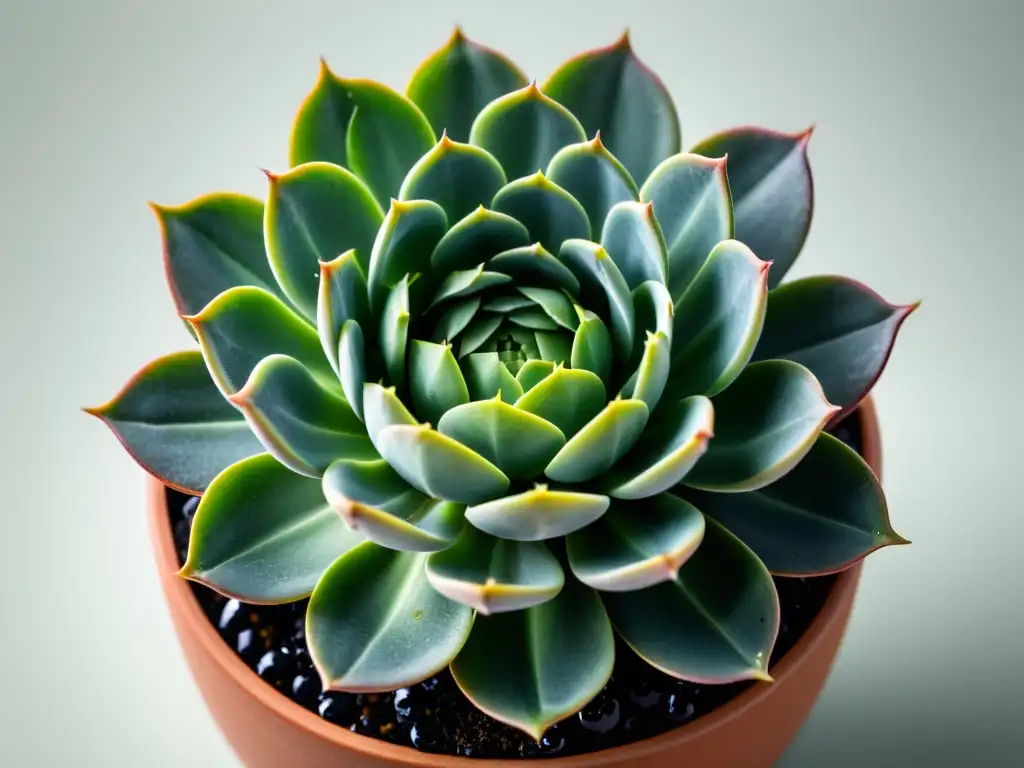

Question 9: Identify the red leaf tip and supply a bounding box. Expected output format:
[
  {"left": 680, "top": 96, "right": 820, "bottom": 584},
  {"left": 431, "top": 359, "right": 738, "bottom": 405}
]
[
  {"left": 614, "top": 28, "right": 633, "bottom": 52},
  {"left": 798, "top": 124, "right": 816, "bottom": 148},
  {"left": 260, "top": 168, "right": 279, "bottom": 183}
]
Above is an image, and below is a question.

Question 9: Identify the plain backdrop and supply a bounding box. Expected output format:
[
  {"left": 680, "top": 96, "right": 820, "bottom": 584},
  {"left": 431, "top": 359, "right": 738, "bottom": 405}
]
[{"left": 1, "top": 0, "right": 1021, "bottom": 765}]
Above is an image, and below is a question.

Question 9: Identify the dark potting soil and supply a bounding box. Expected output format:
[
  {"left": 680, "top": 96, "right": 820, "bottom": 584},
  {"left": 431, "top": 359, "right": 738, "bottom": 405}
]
[{"left": 167, "top": 410, "right": 864, "bottom": 759}]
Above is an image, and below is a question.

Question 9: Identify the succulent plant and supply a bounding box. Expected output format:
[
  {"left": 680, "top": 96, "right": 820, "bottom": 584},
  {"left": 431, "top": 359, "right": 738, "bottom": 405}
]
[{"left": 87, "top": 29, "right": 916, "bottom": 741}]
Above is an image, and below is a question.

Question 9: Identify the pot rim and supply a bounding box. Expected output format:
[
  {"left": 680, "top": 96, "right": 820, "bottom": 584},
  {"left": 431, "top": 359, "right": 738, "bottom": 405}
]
[{"left": 149, "top": 397, "right": 881, "bottom": 767}]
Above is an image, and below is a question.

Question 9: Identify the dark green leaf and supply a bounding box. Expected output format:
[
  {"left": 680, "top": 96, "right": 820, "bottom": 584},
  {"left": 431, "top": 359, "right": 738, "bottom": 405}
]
[
  {"left": 367, "top": 199, "right": 448, "bottom": 313},
  {"left": 546, "top": 135, "right": 638, "bottom": 238},
  {"left": 558, "top": 239, "right": 635, "bottom": 361},
  {"left": 399, "top": 134, "right": 507, "bottom": 223},
  {"left": 515, "top": 360, "right": 556, "bottom": 393},
  {"left": 689, "top": 126, "right": 814, "bottom": 289},
  {"left": 430, "top": 266, "right": 512, "bottom": 308},
  {"left": 571, "top": 311, "right": 612, "bottom": 388},
  {"left": 180, "top": 454, "right": 363, "bottom": 602},
  {"left": 289, "top": 59, "right": 357, "bottom": 168},
  {"left": 432, "top": 297, "right": 482, "bottom": 343},
  {"left": 486, "top": 244, "right": 581, "bottom": 297},
  {"left": 431, "top": 207, "right": 530, "bottom": 275},
  {"left": 461, "top": 352, "right": 524, "bottom": 403},
  {"left": 517, "top": 286, "right": 579, "bottom": 331},
  {"left": 492, "top": 173, "right": 591, "bottom": 255},
  {"left": 457, "top": 313, "right": 504, "bottom": 358},
  {"left": 532, "top": 330, "right": 574, "bottom": 367},
  {"left": 408, "top": 341, "right": 470, "bottom": 425}
]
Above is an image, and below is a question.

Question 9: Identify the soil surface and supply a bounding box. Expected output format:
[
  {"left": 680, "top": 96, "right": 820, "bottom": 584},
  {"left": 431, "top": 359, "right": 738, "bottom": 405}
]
[{"left": 167, "top": 411, "right": 863, "bottom": 759}]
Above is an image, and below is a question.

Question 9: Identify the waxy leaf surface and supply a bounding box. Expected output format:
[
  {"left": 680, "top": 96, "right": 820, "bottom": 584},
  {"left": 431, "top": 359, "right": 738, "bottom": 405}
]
[
  {"left": 432, "top": 207, "right": 530, "bottom": 274},
  {"left": 546, "top": 137, "right": 638, "bottom": 238},
  {"left": 289, "top": 61, "right": 356, "bottom": 168},
  {"left": 600, "top": 201, "right": 669, "bottom": 292},
  {"left": 317, "top": 249, "right": 369, "bottom": 376},
  {"left": 466, "top": 486, "right": 610, "bottom": 541},
  {"left": 492, "top": 173, "right": 591, "bottom": 255},
  {"left": 514, "top": 366, "right": 606, "bottom": 438},
  {"left": 545, "top": 399, "right": 650, "bottom": 484},
  {"left": 367, "top": 200, "right": 448, "bottom": 313},
  {"left": 400, "top": 136, "right": 507, "bottom": 224}
]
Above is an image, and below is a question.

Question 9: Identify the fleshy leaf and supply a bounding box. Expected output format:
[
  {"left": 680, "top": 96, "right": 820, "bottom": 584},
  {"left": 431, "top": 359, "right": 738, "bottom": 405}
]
[
  {"left": 367, "top": 199, "right": 448, "bottom": 313},
  {"left": 509, "top": 307, "right": 559, "bottom": 331},
  {"left": 342, "top": 79, "right": 437, "bottom": 207},
  {"left": 430, "top": 266, "right": 512, "bottom": 308},
  {"left": 432, "top": 297, "right": 482, "bottom": 343},
  {"left": 571, "top": 311, "right": 613, "bottom": 388},
  {"left": 438, "top": 396, "right": 566, "bottom": 480},
  {"left": 450, "top": 568, "right": 614, "bottom": 741},
  {"left": 483, "top": 294, "right": 535, "bottom": 313},
  {"left": 668, "top": 239, "right": 770, "bottom": 398},
  {"left": 377, "top": 424, "right": 509, "bottom": 504},
  {"left": 469, "top": 82, "right": 587, "bottom": 181},
  {"left": 567, "top": 493, "right": 705, "bottom": 592},
  {"left": 684, "top": 432, "right": 907, "bottom": 576},
  {"left": 689, "top": 126, "right": 813, "bottom": 289},
  {"left": 603, "top": 515, "right": 779, "bottom": 684},
  {"left": 307, "top": 543, "right": 474, "bottom": 692},
  {"left": 408, "top": 341, "right": 470, "bottom": 426},
  {"left": 180, "top": 454, "right": 363, "bottom": 602},
  {"left": 492, "top": 172, "right": 591, "bottom": 254},
  {"left": 153, "top": 193, "right": 283, "bottom": 317},
  {"left": 337, "top": 320, "right": 366, "bottom": 421},
  {"left": 265, "top": 162, "right": 384, "bottom": 319},
  {"left": 323, "top": 458, "right": 464, "bottom": 552},
  {"left": 541, "top": 32, "right": 681, "bottom": 187},
  {"left": 632, "top": 279, "right": 674, "bottom": 342},
  {"left": 516, "top": 360, "right": 556, "bottom": 393},
  {"left": 362, "top": 382, "right": 418, "bottom": 450},
  {"left": 606, "top": 395, "right": 713, "bottom": 499},
  {"left": 558, "top": 239, "right": 635, "bottom": 361},
  {"left": 431, "top": 206, "right": 530, "bottom": 275},
  {"left": 380, "top": 277, "right": 411, "bottom": 389},
  {"left": 682, "top": 360, "right": 839, "bottom": 493},
  {"left": 461, "top": 352, "right": 524, "bottom": 403},
  {"left": 405, "top": 27, "right": 529, "bottom": 142},
  {"left": 457, "top": 313, "right": 504, "bottom": 358},
  {"left": 85, "top": 351, "right": 263, "bottom": 494},
  {"left": 466, "top": 486, "right": 610, "bottom": 541},
  {"left": 289, "top": 60, "right": 356, "bottom": 168},
  {"left": 229, "top": 355, "right": 375, "bottom": 478},
  {"left": 623, "top": 330, "right": 670, "bottom": 412},
  {"left": 487, "top": 244, "right": 581, "bottom": 297},
  {"left": 517, "top": 286, "right": 579, "bottom": 331},
  {"left": 426, "top": 525, "right": 564, "bottom": 614},
  {"left": 546, "top": 135, "right": 638, "bottom": 238},
  {"left": 753, "top": 276, "right": 919, "bottom": 417},
  {"left": 399, "top": 134, "right": 507, "bottom": 224},
  {"left": 185, "top": 286, "right": 336, "bottom": 397},
  {"left": 544, "top": 398, "right": 650, "bottom": 484},
  {"left": 514, "top": 366, "right": 605, "bottom": 438},
  {"left": 600, "top": 201, "right": 669, "bottom": 291},
  {"left": 317, "top": 249, "right": 369, "bottom": 376},
  {"left": 639, "top": 154, "right": 733, "bottom": 300}
]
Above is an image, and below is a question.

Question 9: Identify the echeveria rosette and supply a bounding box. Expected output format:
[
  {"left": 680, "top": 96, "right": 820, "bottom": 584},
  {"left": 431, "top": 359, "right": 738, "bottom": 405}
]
[{"left": 85, "top": 29, "right": 917, "bottom": 742}]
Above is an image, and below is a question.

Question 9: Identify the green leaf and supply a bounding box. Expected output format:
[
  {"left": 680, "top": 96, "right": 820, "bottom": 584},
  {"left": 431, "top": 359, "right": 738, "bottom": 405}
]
[
  {"left": 432, "top": 297, "right": 482, "bottom": 343},
  {"left": 229, "top": 355, "right": 375, "bottom": 477},
  {"left": 450, "top": 569, "right": 614, "bottom": 741},
  {"left": 377, "top": 424, "right": 510, "bottom": 504},
  {"left": 362, "top": 382, "right": 418, "bottom": 450},
  {"left": 486, "top": 243, "right": 581, "bottom": 297},
  {"left": 185, "top": 286, "right": 336, "bottom": 396},
  {"left": 317, "top": 249, "right": 369, "bottom": 376},
  {"left": 517, "top": 286, "right": 579, "bottom": 331},
  {"left": 558, "top": 239, "right": 635, "bottom": 361},
  {"left": 571, "top": 311, "right": 613, "bottom": 388},
  {"left": 541, "top": 32, "right": 681, "bottom": 187},
  {"left": 689, "top": 126, "right": 813, "bottom": 289},
  {"left": 85, "top": 351, "right": 264, "bottom": 494},
  {"left": 430, "top": 265, "right": 512, "bottom": 308},
  {"left": 408, "top": 341, "right": 470, "bottom": 425},
  {"left": 367, "top": 199, "right": 448, "bottom": 313},
  {"left": 533, "top": 330, "right": 574, "bottom": 367},
  {"left": 546, "top": 135, "right": 639, "bottom": 238},
  {"left": 514, "top": 366, "right": 605, "bottom": 438},
  {"left": 405, "top": 27, "right": 529, "bottom": 142},
  {"left": 509, "top": 307, "right": 559, "bottom": 331},
  {"left": 289, "top": 59, "right": 356, "bottom": 168},
  {"left": 426, "top": 525, "right": 564, "bottom": 614},
  {"left": 483, "top": 294, "right": 535, "bottom": 313},
  {"left": 668, "top": 239, "right": 770, "bottom": 398},
  {"left": 606, "top": 395, "right": 713, "bottom": 499},
  {"left": 152, "top": 193, "right": 283, "bottom": 317},
  {"left": 337, "top": 320, "right": 366, "bottom": 421},
  {"left": 603, "top": 515, "right": 778, "bottom": 684},
  {"left": 438, "top": 395, "right": 565, "bottom": 479},
  {"left": 753, "top": 276, "right": 919, "bottom": 417},
  {"left": 431, "top": 206, "right": 530, "bottom": 275},
  {"left": 469, "top": 82, "right": 587, "bottom": 181},
  {"left": 379, "top": 277, "right": 411, "bottom": 389},
  {"left": 567, "top": 493, "right": 705, "bottom": 591},
  {"left": 544, "top": 399, "right": 650, "bottom": 483},
  {"left": 461, "top": 352, "right": 524, "bottom": 403},
  {"left": 307, "top": 543, "right": 474, "bottom": 691},
  {"left": 683, "top": 360, "right": 839, "bottom": 492},
  {"left": 265, "top": 162, "right": 384, "bottom": 319},
  {"left": 466, "top": 485, "right": 610, "bottom": 541},
  {"left": 180, "top": 454, "right": 363, "bottom": 602},
  {"left": 457, "top": 313, "right": 504, "bottom": 358},
  {"left": 492, "top": 172, "right": 591, "bottom": 254},
  {"left": 323, "top": 458, "right": 464, "bottom": 552},
  {"left": 600, "top": 201, "right": 670, "bottom": 291},
  {"left": 516, "top": 360, "right": 556, "bottom": 393},
  {"left": 399, "top": 134, "right": 507, "bottom": 224},
  {"left": 684, "top": 432, "right": 907, "bottom": 576},
  {"left": 623, "top": 330, "right": 670, "bottom": 412},
  {"left": 639, "top": 153, "right": 733, "bottom": 300},
  {"left": 632, "top": 279, "right": 674, "bottom": 342},
  {"left": 342, "top": 79, "right": 437, "bottom": 207}
]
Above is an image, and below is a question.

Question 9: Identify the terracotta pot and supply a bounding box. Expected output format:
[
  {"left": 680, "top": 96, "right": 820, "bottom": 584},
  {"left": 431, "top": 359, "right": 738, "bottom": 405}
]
[{"left": 148, "top": 397, "right": 882, "bottom": 768}]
